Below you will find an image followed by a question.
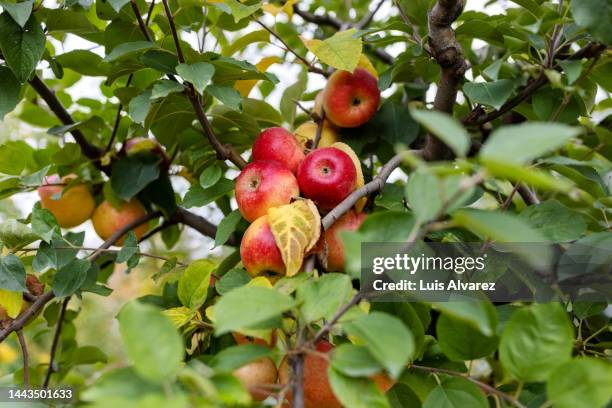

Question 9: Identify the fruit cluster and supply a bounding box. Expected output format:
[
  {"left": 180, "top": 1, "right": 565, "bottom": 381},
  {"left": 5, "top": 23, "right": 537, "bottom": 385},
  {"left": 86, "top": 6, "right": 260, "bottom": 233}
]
[
  {"left": 237, "top": 68, "right": 380, "bottom": 279},
  {"left": 36, "top": 137, "right": 166, "bottom": 244}
]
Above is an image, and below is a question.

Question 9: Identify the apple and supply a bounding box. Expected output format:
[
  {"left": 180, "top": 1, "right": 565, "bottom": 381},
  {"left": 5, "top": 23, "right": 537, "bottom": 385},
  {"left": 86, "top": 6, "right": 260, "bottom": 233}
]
[
  {"left": 324, "top": 210, "right": 366, "bottom": 271},
  {"left": 37, "top": 174, "right": 95, "bottom": 228},
  {"left": 297, "top": 147, "right": 356, "bottom": 210},
  {"left": 91, "top": 199, "right": 149, "bottom": 245},
  {"left": 240, "top": 215, "right": 285, "bottom": 279},
  {"left": 323, "top": 68, "right": 380, "bottom": 128},
  {"left": 124, "top": 137, "right": 169, "bottom": 169},
  {"left": 252, "top": 127, "right": 305, "bottom": 174},
  {"left": 313, "top": 91, "right": 325, "bottom": 118},
  {"left": 235, "top": 161, "right": 299, "bottom": 222},
  {"left": 294, "top": 121, "right": 339, "bottom": 150},
  {"left": 233, "top": 357, "right": 278, "bottom": 401},
  {"left": 278, "top": 341, "right": 394, "bottom": 408},
  {"left": 0, "top": 275, "right": 44, "bottom": 322},
  {"left": 279, "top": 341, "right": 341, "bottom": 408}
]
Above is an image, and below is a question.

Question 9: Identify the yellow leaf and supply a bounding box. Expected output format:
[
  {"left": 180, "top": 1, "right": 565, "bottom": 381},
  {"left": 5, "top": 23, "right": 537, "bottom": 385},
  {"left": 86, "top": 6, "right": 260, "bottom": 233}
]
[
  {"left": 234, "top": 56, "right": 282, "bottom": 97},
  {"left": 268, "top": 199, "right": 321, "bottom": 276},
  {"left": 0, "top": 289, "right": 22, "bottom": 319},
  {"left": 248, "top": 276, "right": 273, "bottom": 288},
  {"left": 301, "top": 29, "right": 362, "bottom": 72},
  {"left": 358, "top": 54, "right": 378, "bottom": 78},
  {"left": 331, "top": 142, "right": 366, "bottom": 212},
  {"left": 262, "top": 0, "right": 295, "bottom": 17},
  {"left": 163, "top": 306, "right": 197, "bottom": 329},
  {"left": 0, "top": 343, "right": 18, "bottom": 364}
]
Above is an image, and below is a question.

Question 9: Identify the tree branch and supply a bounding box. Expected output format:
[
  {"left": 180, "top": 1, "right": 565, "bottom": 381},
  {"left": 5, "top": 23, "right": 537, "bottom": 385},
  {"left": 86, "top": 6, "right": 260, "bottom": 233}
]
[
  {"left": 42, "top": 297, "right": 69, "bottom": 388},
  {"left": 309, "top": 292, "right": 362, "bottom": 345},
  {"left": 28, "top": 76, "right": 103, "bottom": 163},
  {"left": 424, "top": 0, "right": 467, "bottom": 160},
  {"left": 355, "top": 0, "right": 386, "bottom": 30},
  {"left": 174, "top": 207, "right": 238, "bottom": 246},
  {"left": 16, "top": 330, "right": 29, "bottom": 388}
]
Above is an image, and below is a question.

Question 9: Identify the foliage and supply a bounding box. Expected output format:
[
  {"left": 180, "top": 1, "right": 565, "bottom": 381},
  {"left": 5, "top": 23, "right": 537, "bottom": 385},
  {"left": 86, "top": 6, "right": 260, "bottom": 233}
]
[{"left": 0, "top": 0, "right": 611, "bottom": 407}]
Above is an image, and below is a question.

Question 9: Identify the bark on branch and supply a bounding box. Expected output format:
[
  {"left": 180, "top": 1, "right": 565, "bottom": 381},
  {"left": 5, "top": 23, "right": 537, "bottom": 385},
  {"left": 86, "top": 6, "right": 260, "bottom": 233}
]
[{"left": 424, "top": 0, "right": 467, "bottom": 160}]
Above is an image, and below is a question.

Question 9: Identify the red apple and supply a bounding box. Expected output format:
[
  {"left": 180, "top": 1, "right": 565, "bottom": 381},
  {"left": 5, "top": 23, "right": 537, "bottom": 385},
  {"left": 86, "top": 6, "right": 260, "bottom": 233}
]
[
  {"left": 123, "top": 137, "right": 169, "bottom": 168},
  {"left": 325, "top": 210, "right": 366, "bottom": 271},
  {"left": 91, "top": 199, "right": 149, "bottom": 245},
  {"left": 235, "top": 161, "right": 299, "bottom": 222},
  {"left": 37, "top": 174, "right": 95, "bottom": 228},
  {"left": 233, "top": 357, "right": 278, "bottom": 401},
  {"left": 232, "top": 330, "right": 278, "bottom": 347},
  {"left": 252, "top": 127, "right": 305, "bottom": 174},
  {"left": 297, "top": 147, "right": 357, "bottom": 210},
  {"left": 323, "top": 68, "right": 380, "bottom": 128},
  {"left": 240, "top": 215, "right": 285, "bottom": 279}
]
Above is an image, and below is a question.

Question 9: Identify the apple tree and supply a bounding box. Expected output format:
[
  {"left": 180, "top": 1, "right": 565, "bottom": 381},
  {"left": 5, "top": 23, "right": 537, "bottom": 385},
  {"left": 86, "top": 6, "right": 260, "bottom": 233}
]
[{"left": 0, "top": 0, "right": 611, "bottom": 407}]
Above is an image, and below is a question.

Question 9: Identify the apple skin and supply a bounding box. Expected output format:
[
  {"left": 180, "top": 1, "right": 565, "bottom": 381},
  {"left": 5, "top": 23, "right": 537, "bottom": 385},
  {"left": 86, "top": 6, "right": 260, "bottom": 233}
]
[
  {"left": 323, "top": 68, "right": 380, "bottom": 128},
  {"left": 325, "top": 210, "right": 366, "bottom": 271},
  {"left": 252, "top": 127, "right": 305, "bottom": 174},
  {"left": 235, "top": 161, "right": 299, "bottom": 222},
  {"left": 124, "top": 137, "right": 169, "bottom": 169},
  {"left": 279, "top": 341, "right": 341, "bottom": 408},
  {"left": 314, "top": 91, "right": 325, "bottom": 118},
  {"left": 233, "top": 357, "right": 278, "bottom": 401},
  {"left": 297, "top": 148, "right": 357, "bottom": 210},
  {"left": 37, "top": 174, "right": 95, "bottom": 228},
  {"left": 232, "top": 330, "right": 278, "bottom": 347},
  {"left": 240, "top": 215, "right": 285, "bottom": 278},
  {"left": 91, "top": 199, "right": 149, "bottom": 245},
  {"left": 294, "top": 121, "right": 339, "bottom": 150}
]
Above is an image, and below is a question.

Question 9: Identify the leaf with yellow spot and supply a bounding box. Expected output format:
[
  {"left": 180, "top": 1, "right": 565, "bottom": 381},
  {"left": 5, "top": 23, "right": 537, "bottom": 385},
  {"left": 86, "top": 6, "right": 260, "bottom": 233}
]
[
  {"left": 301, "top": 29, "right": 362, "bottom": 72},
  {"left": 0, "top": 289, "right": 22, "bottom": 319},
  {"left": 331, "top": 142, "right": 366, "bottom": 212},
  {"left": 163, "top": 306, "right": 197, "bottom": 329},
  {"left": 234, "top": 56, "right": 282, "bottom": 97},
  {"left": 357, "top": 54, "right": 378, "bottom": 78},
  {"left": 268, "top": 199, "right": 321, "bottom": 276}
]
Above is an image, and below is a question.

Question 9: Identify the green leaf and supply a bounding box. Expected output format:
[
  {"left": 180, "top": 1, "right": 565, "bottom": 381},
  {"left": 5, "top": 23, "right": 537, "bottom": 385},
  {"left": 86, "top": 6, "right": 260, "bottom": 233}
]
[
  {"left": 53, "top": 258, "right": 91, "bottom": 297},
  {"left": 452, "top": 209, "right": 548, "bottom": 243},
  {"left": 176, "top": 62, "right": 215, "bottom": 94},
  {"left": 210, "top": 343, "right": 272, "bottom": 371},
  {"left": 199, "top": 164, "right": 222, "bottom": 189},
  {"left": 303, "top": 28, "right": 363, "bottom": 72},
  {"left": 0, "top": 142, "right": 27, "bottom": 175},
  {"left": 387, "top": 383, "right": 422, "bottom": 408},
  {"left": 224, "top": 0, "right": 262, "bottom": 22},
  {"left": 410, "top": 110, "right": 470, "bottom": 157},
  {"left": 128, "top": 90, "right": 152, "bottom": 124},
  {"left": 55, "top": 50, "right": 110, "bottom": 76},
  {"left": 0, "top": 254, "right": 26, "bottom": 291},
  {"left": 436, "top": 313, "right": 499, "bottom": 361},
  {"left": 151, "top": 80, "right": 184, "bottom": 99},
  {"left": 215, "top": 268, "right": 250, "bottom": 295},
  {"left": 559, "top": 60, "right": 583, "bottom": 85},
  {"left": 213, "top": 285, "right": 295, "bottom": 335},
  {"left": 432, "top": 300, "right": 497, "bottom": 337},
  {"left": 108, "top": 0, "right": 130, "bottom": 12},
  {"left": 344, "top": 312, "right": 414, "bottom": 379},
  {"left": 479, "top": 123, "right": 582, "bottom": 165},
  {"left": 0, "top": 0, "right": 33, "bottom": 27},
  {"left": 280, "top": 74, "right": 307, "bottom": 127},
  {"left": 499, "top": 303, "right": 574, "bottom": 382},
  {"left": 423, "top": 377, "right": 488, "bottom": 408},
  {"left": 118, "top": 301, "right": 184, "bottom": 382},
  {"left": 111, "top": 155, "right": 160, "bottom": 201},
  {"left": 518, "top": 200, "right": 586, "bottom": 242},
  {"left": 104, "top": 41, "right": 155, "bottom": 62},
  {"left": 0, "top": 13, "right": 45, "bottom": 82},
  {"left": 482, "top": 159, "right": 574, "bottom": 193},
  {"left": 0, "top": 66, "right": 22, "bottom": 118},
  {"left": 328, "top": 367, "right": 390, "bottom": 408},
  {"left": 331, "top": 343, "right": 384, "bottom": 377},
  {"left": 570, "top": 0, "right": 612, "bottom": 45},
  {"left": 182, "top": 179, "right": 234, "bottom": 208},
  {"left": 206, "top": 85, "right": 242, "bottom": 111},
  {"left": 224, "top": 29, "right": 269, "bottom": 56},
  {"left": 547, "top": 358, "right": 612, "bottom": 408},
  {"left": 33, "top": 233, "right": 84, "bottom": 272},
  {"left": 297, "top": 273, "right": 352, "bottom": 323},
  {"left": 214, "top": 209, "right": 242, "bottom": 247},
  {"left": 31, "top": 206, "right": 59, "bottom": 243},
  {"left": 462, "top": 79, "right": 514, "bottom": 110},
  {"left": 0, "top": 220, "right": 40, "bottom": 251},
  {"left": 116, "top": 231, "right": 139, "bottom": 263},
  {"left": 178, "top": 259, "right": 216, "bottom": 310}
]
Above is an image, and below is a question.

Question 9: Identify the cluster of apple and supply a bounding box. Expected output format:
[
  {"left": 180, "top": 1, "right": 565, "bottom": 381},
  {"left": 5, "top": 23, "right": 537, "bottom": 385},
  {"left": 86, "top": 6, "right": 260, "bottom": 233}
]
[
  {"left": 233, "top": 336, "right": 392, "bottom": 407},
  {"left": 238, "top": 68, "right": 380, "bottom": 277},
  {"left": 36, "top": 137, "right": 162, "bottom": 244}
]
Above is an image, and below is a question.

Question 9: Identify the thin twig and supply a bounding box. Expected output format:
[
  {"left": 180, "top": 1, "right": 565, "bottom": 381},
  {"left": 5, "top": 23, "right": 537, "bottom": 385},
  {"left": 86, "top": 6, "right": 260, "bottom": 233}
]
[
  {"left": 42, "top": 297, "right": 69, "bottom": 388},
  {"left": 312, "top": 109, "right": 326, "bottom": 149},
  {"left": 308, "top": 292, "right": 362, "bottom": 346},
  {"left": 16, "top": 330, "right": 29, "bottom": 388},
  {"left": 355, "top": 0, "right": 386, "bottom": 29}
]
